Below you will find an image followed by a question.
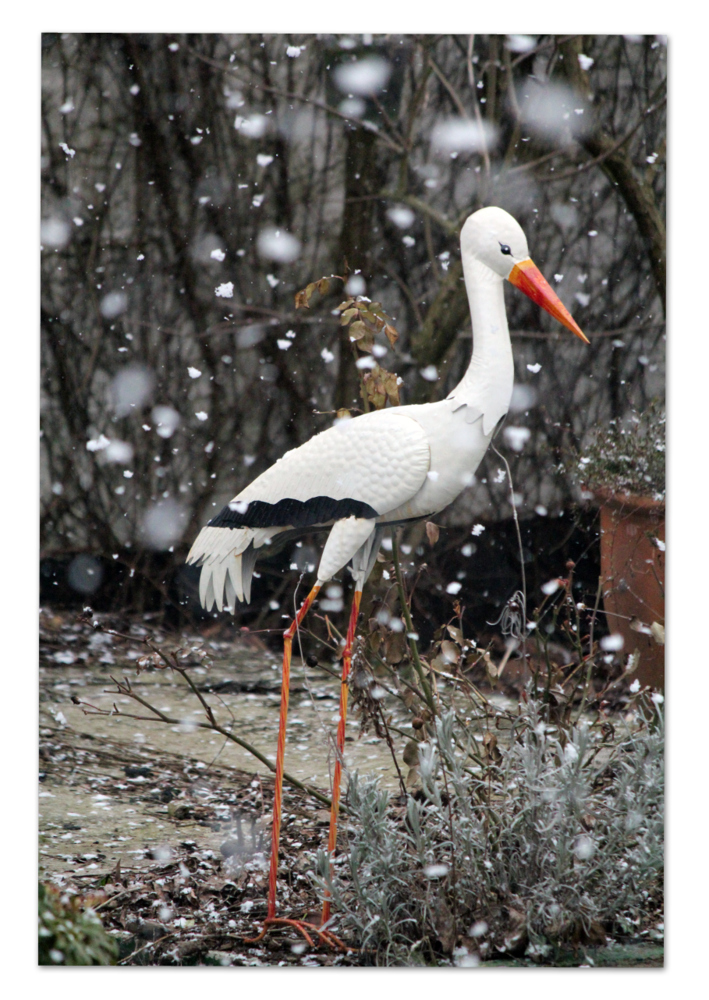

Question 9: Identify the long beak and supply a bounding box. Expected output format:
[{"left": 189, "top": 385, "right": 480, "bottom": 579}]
[{"left": 508, "top": 258, "right": 589, "bottom": 343}]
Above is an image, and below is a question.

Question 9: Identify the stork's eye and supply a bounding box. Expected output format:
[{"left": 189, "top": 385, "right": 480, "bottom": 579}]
[{"left": 499, "top": 243, "right": 512, "bottom": 256}]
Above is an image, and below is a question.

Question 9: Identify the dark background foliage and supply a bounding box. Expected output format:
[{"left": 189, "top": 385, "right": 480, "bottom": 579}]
[{"left": 40, "top": 33, "right": 666, "bottom": 635}]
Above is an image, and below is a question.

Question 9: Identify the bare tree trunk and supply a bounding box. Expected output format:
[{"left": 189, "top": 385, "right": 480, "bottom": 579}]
[{"left": 335, "top": 127, "right": 385, "bottom": 409}]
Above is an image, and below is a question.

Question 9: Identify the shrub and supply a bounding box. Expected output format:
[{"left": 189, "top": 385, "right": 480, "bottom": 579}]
[{"left": 316, "top": 696, "right": 663, "bottom": 965}]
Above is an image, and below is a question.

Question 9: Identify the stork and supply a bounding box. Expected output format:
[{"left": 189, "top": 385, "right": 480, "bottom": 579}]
[{"left": 186, "top": 206, "right": 588, "bottom": 946}]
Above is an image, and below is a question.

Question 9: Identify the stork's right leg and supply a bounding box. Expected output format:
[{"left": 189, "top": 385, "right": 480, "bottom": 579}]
[{"left": 243, "top": 583, "right": 346, "bottom": 950}]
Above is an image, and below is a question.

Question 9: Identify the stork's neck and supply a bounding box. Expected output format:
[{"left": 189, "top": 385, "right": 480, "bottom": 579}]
[{"left": 447, "top": 256, "right": 514, "bottom": 435}]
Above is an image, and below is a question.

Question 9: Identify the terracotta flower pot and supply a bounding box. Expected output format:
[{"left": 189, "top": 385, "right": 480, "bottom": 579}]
[{"left": 595, "top": 488, "right": 665, "bottom": 690}]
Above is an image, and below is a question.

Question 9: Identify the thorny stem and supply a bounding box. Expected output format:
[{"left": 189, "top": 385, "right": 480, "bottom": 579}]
[{"left": 391, "top": 532, "right": 437, "bottom": 717}]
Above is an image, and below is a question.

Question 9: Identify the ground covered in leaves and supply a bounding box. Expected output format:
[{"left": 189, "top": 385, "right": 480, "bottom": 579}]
[
  {"left": 39, "top": 607, "right": 663, "bottom": 967},
  {"left": 40, "top": 722, "right": 359, "bottom": 966}
]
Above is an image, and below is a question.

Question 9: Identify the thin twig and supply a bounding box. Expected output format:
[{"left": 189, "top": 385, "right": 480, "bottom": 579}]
[
  {"left": 490, "top": 444, "right": 527, "bottom": 618},
  {"left": 118, "top": 932, "right": 176, "bottom": 965},
  {"left": 377, "top": 702, "right": 408, "bottom": 798},
  {"left": 76, "top": 617, "right": 334, "bottom": 809},
  {"left": 577, "top": 577, "right": 604, "bottom": 722}
]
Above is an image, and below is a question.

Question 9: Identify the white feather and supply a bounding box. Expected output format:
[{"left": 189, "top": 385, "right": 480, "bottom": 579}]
[
  {"left": 210, "top": 560, "right": 228, "bottom": 612},
  {"left": 228, "top": 554, "right": 244, "bottom": 603},
  {"left": 202, "top": 574, "right": 216, "bottom": 612},
  {"left": 224, "top": 570, "right": 236, "bottom": 611}
]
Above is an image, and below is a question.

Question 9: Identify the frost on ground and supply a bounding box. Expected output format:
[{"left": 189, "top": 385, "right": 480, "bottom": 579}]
[{"left": 38, "top": 609, "right": 663, "bottom": 967}]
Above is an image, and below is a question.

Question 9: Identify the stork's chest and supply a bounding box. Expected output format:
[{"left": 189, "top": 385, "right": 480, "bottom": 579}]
[{"left": 381, "top": 402, "right": 495, "bottom": 518}]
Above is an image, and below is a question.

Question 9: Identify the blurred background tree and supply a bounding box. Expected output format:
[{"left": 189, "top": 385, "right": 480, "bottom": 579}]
[{"left": 40, "top": 33, "right": 665, "bottom": 633}]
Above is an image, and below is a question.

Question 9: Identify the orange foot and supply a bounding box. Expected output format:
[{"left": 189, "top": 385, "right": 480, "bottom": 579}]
[{"left": 243, "top": 916, "right": 348, "bottom": 951}]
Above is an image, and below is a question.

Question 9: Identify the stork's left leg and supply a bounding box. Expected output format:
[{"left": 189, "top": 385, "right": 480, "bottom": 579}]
[{"left": 320, "top": 586, "right": 362, "bottom": 927}]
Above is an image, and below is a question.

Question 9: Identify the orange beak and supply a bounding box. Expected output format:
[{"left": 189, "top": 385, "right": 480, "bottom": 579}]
[{"left": 508, "top": 258, "right": 589, "bottom": 343}]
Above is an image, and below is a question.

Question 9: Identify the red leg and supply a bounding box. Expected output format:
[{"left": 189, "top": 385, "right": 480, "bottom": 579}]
[
  {"left": 321, "top": 588, "right": 362, "bottom": 927},
  {"left": 242, "top": 584, "right": 349, "bottom": 952},
  {"left": 267, "top": 583, "right": 320, "bottom": 919}
]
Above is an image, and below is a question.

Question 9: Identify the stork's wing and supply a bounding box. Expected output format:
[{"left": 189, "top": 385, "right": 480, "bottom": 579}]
[
  {"left": 217, "top": 408, "right": 431, "bottom": 529},
  {"left": 186, "top": 409, "right": 430, "bottom": 611}
]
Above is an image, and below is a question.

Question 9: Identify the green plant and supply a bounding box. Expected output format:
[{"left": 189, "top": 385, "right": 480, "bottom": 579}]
[
  {"left": 38, "top": 882, "right": 119, "bottom": 965},
  {"left": 573, "top": 401, "right": 665, "bottom": 501},
  {"left": 316, "top": 697, "right": 664, "bottom": 965}
]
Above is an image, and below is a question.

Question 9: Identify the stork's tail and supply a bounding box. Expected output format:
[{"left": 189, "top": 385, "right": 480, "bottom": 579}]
[{"left": 186, "top": 526, "right": 264, "bottom": 611}]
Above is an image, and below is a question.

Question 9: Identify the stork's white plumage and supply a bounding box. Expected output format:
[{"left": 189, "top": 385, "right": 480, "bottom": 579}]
[{"left": 186, "top": 206, "right": 588, "bottom": 947}]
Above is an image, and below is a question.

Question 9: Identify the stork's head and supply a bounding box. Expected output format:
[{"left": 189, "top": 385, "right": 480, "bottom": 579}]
[{"left": 461, "top": 206, "right": 589, "bottom": 343}]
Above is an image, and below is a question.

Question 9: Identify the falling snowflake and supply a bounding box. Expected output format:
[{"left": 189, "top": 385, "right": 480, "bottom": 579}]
[
  {"left": 387, "top": 205, "right": 415, "bottom": 229},
  {"left": 503, "top": 426, "right": 531, "bottom": 452},
  {"left": 600, "top": 634, "right": 624, "bottom": 652},
  {"left": 86, "top": 433, "right": 111, "bottom": 452}
]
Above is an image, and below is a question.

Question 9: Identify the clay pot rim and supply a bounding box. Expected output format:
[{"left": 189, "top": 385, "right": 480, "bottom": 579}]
[{"left": 590, "top": 486, "right": 665, "bottom": 516}]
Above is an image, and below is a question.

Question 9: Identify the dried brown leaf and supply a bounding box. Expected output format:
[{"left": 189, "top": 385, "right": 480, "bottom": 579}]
[
  {"left": 405, "top": 766, "right": 420, "bottom": 788},
  {"left": 340, "top": 307, "right": 359, "bottom": 325},
  {"left": 348, "top": 319, "right": 368, "bottom": 341},
  {"left": 650, "top": 621, "right": 665, "bottom": 645},
  {"left": 425, "top": 521, "right": 440, "bottom": 546},
  {"left": 385, "top": 631, "right": 407, "bottom": 665},
  {"left": 294, "top": 288, "right": 311, "bottom": 310},
  {"left": 446, "top": 624, "right": 464, "bottom": 644},
  {"left": 439, "top": 640, "right": 460, "bottom": 666},
  {"left": 482, "top": 731, "right": 501, "bottom": 763}
]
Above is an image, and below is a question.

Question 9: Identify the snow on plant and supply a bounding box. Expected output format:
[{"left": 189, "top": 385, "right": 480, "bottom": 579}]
[{"left": 316, "top": 699, "right": 663, "bottom": 965}]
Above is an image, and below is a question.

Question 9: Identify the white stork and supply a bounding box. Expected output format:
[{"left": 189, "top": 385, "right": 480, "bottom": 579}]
[{"left": 186, "top": 206, "right": 588, "bottom": 946}]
